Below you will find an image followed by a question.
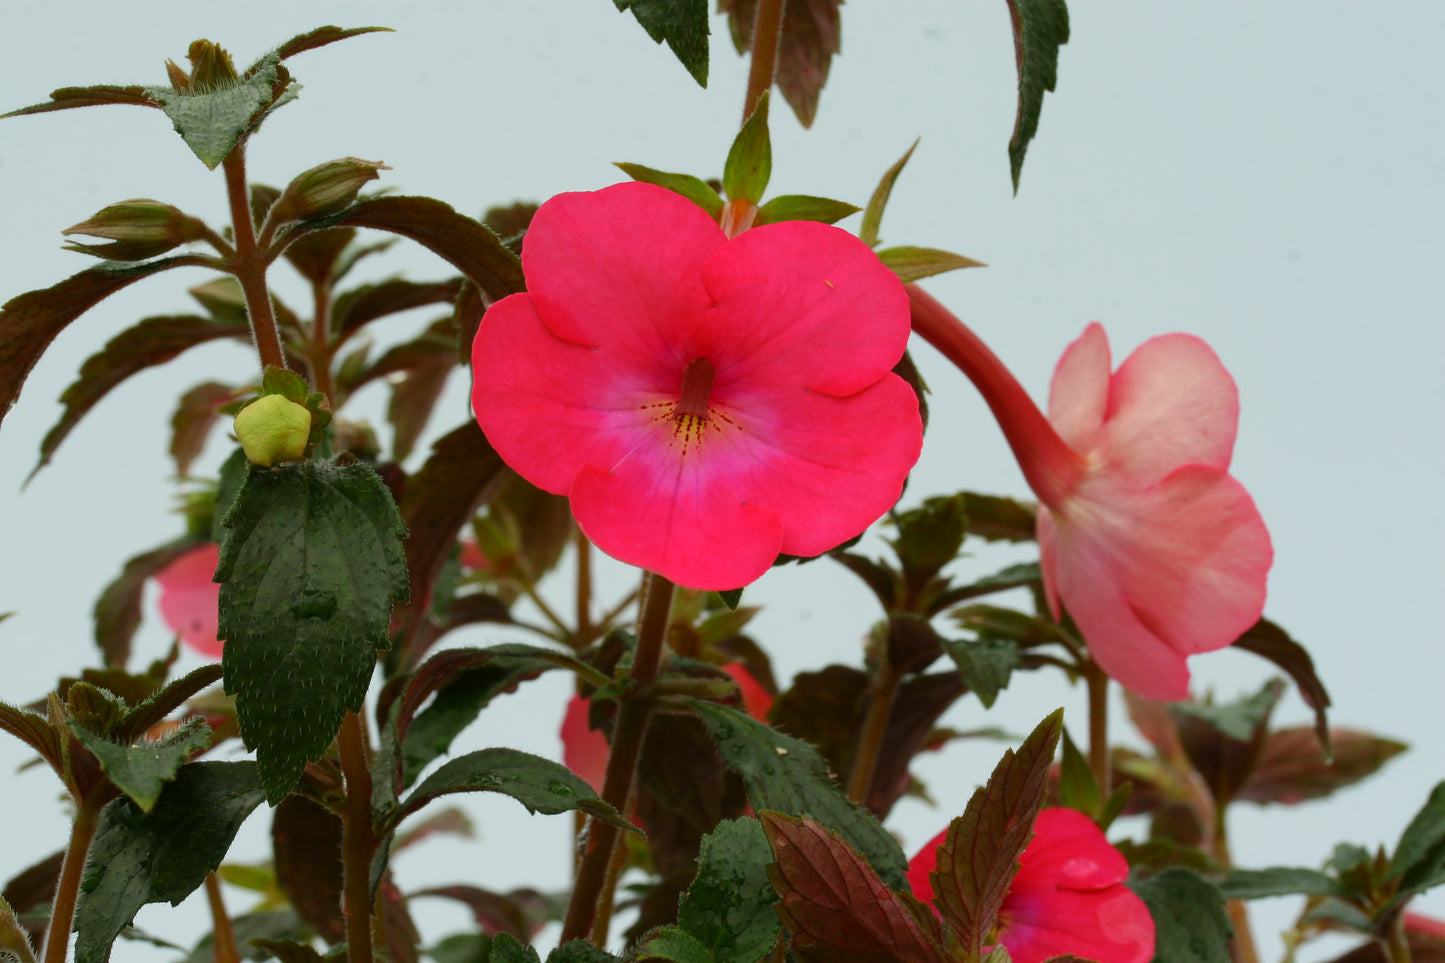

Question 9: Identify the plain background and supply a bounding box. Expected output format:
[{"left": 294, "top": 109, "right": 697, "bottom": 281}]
[{"left": 1, "top": 3, "right": 1441, "bottom": 961}]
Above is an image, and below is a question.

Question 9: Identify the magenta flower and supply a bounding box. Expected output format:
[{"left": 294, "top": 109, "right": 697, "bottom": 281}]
[
  {"left": 471, "top": 182, "right": 922, "bottom": 591},
  {"left": 908, "top": 807, "right": 1155, "bottom": 963},
  {"left": 154, "top": 542, "right": 224, "bottom": 659},
  {"left": 909, "top": 285, "right": 1272, "bottom": 699},
  {"left": 560, "top": 693, "right": 610, "bottom": 792}
]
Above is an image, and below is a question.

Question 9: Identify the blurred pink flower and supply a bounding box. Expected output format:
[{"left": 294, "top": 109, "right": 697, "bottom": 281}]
[
  {"left": 909, "top": 286, "right": 1271, "bottom": 699},
  {"left": 721, "top": 662, "right": 773, "bottom": 721},
  {"left": 908, "top": 807, "right": 1154, "bottom": 963},
  {"left": 154, "top": 542, "right": 223, "bottom": 659},
  {"left": 471, "top": 182, "right": 922, "bottom": 591}
]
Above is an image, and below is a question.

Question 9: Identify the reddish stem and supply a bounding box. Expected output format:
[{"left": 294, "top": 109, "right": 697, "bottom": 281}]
[
  {"left": 742, "top": 0, "right": 786, "bottom": 124},
  {"left": 905, "top": 284, "right": 1085, "bottom": 507},
  {"left": 845, "top": 659, "right": 901, "bottom": 807},
  {"left": 339, "top": 711, "right": 377, "bottom": 963},
  {"left": 222, "top": 145, "right": 287, "bottom": 373},
  {"left": 41, "top": 792, "right": 104, "bottom": 963},
  {"left": 203, "top": 872, "right": 240, "bottom": 963}
]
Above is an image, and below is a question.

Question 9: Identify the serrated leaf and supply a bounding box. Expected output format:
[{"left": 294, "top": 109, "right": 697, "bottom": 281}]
[
  {"left": 1169, "top": 679, "right": 1284, "bottom": 806},
  {"left": 890, "top": 494, "right": 968, "bottom": 591},
  {"left": 1232, "top": 618, "right": 1331, "bottom": 752},
  {"left": 859, "top": 139, "right": 917, "bottom": 248},
  {"left": 877, "top": 246, "right": 986, "bottom": 284},
  {"left": 74, "top": 761, "right": 266, "bottom": 963},
  {"left": 217, "top": 460, "right": 409, "bottom": 802},
  {"left": 1131, "top": 867, "right": 1232, "bottom": 963},
  {"left": 1238, "top": 727, "right": 1406, "bottom": 807},
  {"left": 1005, "top": 0, "right": 1069, "bottom": 192},
  {"left": 0, "top": 702, "right": 63, "bottom": 774},
  {"left": 722, "top": 92, "right": 771, "bottom": 204},
  {"left": 0, "top": 256, "right": 210, "bottom": 433},
  {"left": 931, "top": 709, "right": 1062, "bottom": 952},
  {"left": 830, "top": 551, "right": 901, "bottom": 611},
  {"left": 692, "top": 701, "right": 908, "bottom": 889},
  {"left": 940, "top": 637, "right": 1020, "bottom": 709},
  {"left": 488, "top": 934, "right": 541, "bottom": 963},
  {"left": 547, "top": 940, "right": 625, "bottom": 963},
  {"left": 1216, "top": 867, "right": 1344, "bottom": 901},
  {"left": 755, "top": 194, "right": 859, "bottom": 226},
  {"left": 68, "top": 716, "right": 210, "bottom": 811},
  {"left": 720, "top": 0, "right": 841, "bottom": 128},
  {"left": 144, "top": 54, "right": 286, "bottom": 168},
  {"left": 762, "top": 813, "right": 948, "bottom": 963},
  {"left": 614, "top": 163, "right": 724, "bottom": 220},
  {"left": 615, "top": 0, "right": 709, "bottom": 86},
  {"left": 93, "top": 539, "right": 199, "bottom": 669},
  {"left": 32, "top": 314, "right": 248, "bottom": 477}
]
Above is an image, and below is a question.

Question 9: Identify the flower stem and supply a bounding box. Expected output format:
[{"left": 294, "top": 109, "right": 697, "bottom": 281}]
[
  {"left": 1084, "top": 659, "right": 1112, "bottom": 800},
  {"left": 1212, "top": 816, "right": 1260, "bottom": 963},
  {"left": 1384, "top": 913, "right": 1413, "bottom": 963},
  {"left": 338, "top": 711, "right": 377, "bottom": 963},
  {"left": 203, "top": 872, "right": 240, "bottom": 963},
  {"left": 41, "top": 792, "right": 104, "bottom": 963},
  {"left": 309, "top": 281, "right": 335, "bottom": 406},
  {"left": 222, "top": 144, "right": 287, "bottom": 374},
  {"left": 905, "top": 284, "right": 1085, "bottom": 507},
  {"left": 560, "top": 570, "right": 676, "bottom": 946},
  {"left": 575, "top": 530, "right": 595, "bottom": 650},
  {"left": 846, "top": 659, "right": 902, "bottom": 807},
  {"left": 742, "top": 0, "right": 785, "bottom": 123}
]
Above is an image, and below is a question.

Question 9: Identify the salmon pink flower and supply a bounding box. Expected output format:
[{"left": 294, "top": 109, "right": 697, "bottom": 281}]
[
  {"left": 908, "top": 285, "right": 1272, "bottom": 699},
  {"left": 471, "top": 182, "right": 922, "bottom": 591},
  {"left": 908, "top": 807, "right": 1154, "bottom": 963},
  {"left": 154, "top": 542, "right": 224, "bottom": 659}
]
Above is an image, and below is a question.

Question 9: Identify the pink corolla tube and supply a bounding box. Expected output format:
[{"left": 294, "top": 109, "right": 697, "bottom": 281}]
[
  {"left": 908, "top": 285, "right": 1271, "bottom": 700},
  {"left": 154, "top": 542, "right": 224, "bottom": 659},
  {"left": 908, "top": 807, "right": 1155, "bottom": 963}
]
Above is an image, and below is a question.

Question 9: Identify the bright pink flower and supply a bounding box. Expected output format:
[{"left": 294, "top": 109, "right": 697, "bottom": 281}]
[
  {"left": 908, "top": 286, "right": 1271, "bottom": 700},
  {"left": 471, "top": 182, "right": 922, "bottom": 591},
  {"left": 154, "top": 542, "right": 224, "bottom": 659},
  {"left": 721, "top": 662, "right": 773, "bottom": 721},
  {"left": 561, "top": 693, "right": 611, "bottom": 792},
  {"left": 908, "top": 807, "right": 1154, "bottom": 963}
]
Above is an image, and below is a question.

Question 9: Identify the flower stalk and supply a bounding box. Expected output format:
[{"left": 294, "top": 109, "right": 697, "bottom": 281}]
[
  {"left": 338, "top": 711, "right": 377, "bottom": 963},
  {"left": 1084, "top": 659, "right": 1112, "bottom": 798},
  {"left": 846, "top": 658, "right": 902, "bottom": 807},
  {"left": 222, "top": 144, "right": 287, "bottom": 374},
  {"left": 742, "top": 0, "right": 786, "bottom": 124},
  {"left": 203, "top": 872, "right": 240, "bottom": 963},
  {"left": 41, "top": 792, "right": 105, "bottom": 963}
]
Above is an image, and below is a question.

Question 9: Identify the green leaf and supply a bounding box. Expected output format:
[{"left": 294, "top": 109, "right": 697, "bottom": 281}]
[
  {"left": 929, "top": 562, "right": 1042, "bottom": 614},
  {"left": 692, "top": 701, "right": 908, "bottom": 889},
  {"left": 1231, "top": 618, "right": 1332, "bottom": 752},
  {"left": 859, "top": 139, "right": 917, "bottom": 248},
  {"left": 247, "top": 939, "right": 326, "bottom": 963},
  {"left": 92, "top": 539, "right": 200, "bottom": 669},
  {"left": 144, "top": 54, "right": 286, "bottom": 168},
  {"left": 755, "top": 195, "right": 859, "bottom": 226},
  {"left": 1132, "top": 868, "right": 1233, "bottom": 963},
  {"left": 32, "top": 314, "right": 248, "bottom": 478},
  {"left": 876, "top": 246, "right": 985, "bottom": 284},
  {"left": 547, "top": 941, "right": 624, "bottom": 963},
  {"left": 1169, "top": 679, "right": 1284, "bottom": 806},
  {"left": 68, "top": 716, "right": 210, "bottom": 812},
  {"left": 1004, "top": 0, "right": 1070, "bottom": 192},
  {"left": 717, "top": 588, "right": 744, "bottom": 611},
  {"left": 330, "top": 278, "right": 464, "bottom": 344},
  {"left": 637, "top": 818, "right": 779, "bottom": 963},
  {"left": 722, "top": 92, "right": 771, "bottom": 205},
  {"left": 615, "top": 0, "right": 709, "bottom": 86},
  {"left": 74, "top": 762, "right": 266, "bottom": 963},
  {"left": 931, "top": 709, "right": 1062, "bottom": 953},
  {"left": 1057, "top": 726, "right": 1099, "bottom": 818},
  {"left": 889, "top": 494, "right": 967, "bottom": 591},
  {"left": 1393, "top": 782, "right": 1445, "bottom": 896},
  {"left": 614, "top": 163, "right": 725, "bottom": 220},
  {"left": 940, "top": 637, "right": 1020, "bottom": 709},
  {"left": 959, "top": 492, "right": 1037, "bottom": 542},
  {"left": 490, "top": 934, "right": 542, "bottom": 963},
  {"left": 0, "top": 256, "right": 211, "bottom": 434},
  {"left": 394, "top": 748, "right": 636, "bottom": 836},
  {"left": 217, "top": 460, "right": 409, "bottom": 802},
  {"left": 1216, "top": 867, "right": 1344, "bottom": 901}
]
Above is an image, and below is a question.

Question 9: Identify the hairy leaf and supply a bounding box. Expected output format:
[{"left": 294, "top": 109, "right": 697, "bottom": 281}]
[
  {"left": 673, "top": 818, "right": 779, "bottom": 963},
  {"left": 721, "top": 0, "right": 842, "bottom": 127},
  {"left": 0, "top": 702, "right": 63, "bottom": 774},
  {"left": 615, "top": 0, "right": 709, "bottom": 86},
  {"left": 2, "top": 84, "right": 157, "bottom": 118},
  {"left": 330, "top": 277, "right": 463, "bottom": 343},
  {"left": 1132, "top": 868, "right": 1232, "bottom": 963},
  {"left": 271, "top": 25, "right": 393, "bottom": 63},
  {"left": 144, "top": 54, "right": 287, "bottom": 168},
  {"left": 614, "top": 163, "right": 724, "bottom": 220},
  {"left": 1005, "top": 0, "right": 1069, "bottom": 191},
  {"left": 217, "top": 460, "right": 409, "bottom": 802},
  {"left": 68, "top": 716, "right": 210, "bottom": 811}
]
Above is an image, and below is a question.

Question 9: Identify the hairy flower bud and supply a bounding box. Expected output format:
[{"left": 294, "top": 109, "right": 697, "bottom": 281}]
[
  {"left": 234, "top": 394, "right": 312, "bottom": 467},
  {"left": 62, "top": 199, "right": 208, "bottom": 261},
  {"left": 270, "top": 157, "right": 389, "bottom": 225}
]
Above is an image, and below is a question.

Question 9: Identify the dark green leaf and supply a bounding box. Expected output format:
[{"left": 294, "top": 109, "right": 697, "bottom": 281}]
[
  {"left": 930, "top": 562, "right": 1042, "bottom": 614},
  {"left": 93, "top": 539, "right": 199, "bottom": 669},
  {"left": 692, "top": 701, "right": 908, "bottom": 889},
  {"left": 950, "top": 605, "right": 1067, "bottom": 647},
  {"left": 1216, "top": 867, "right": 1344, "bottom": 901},
  {"left": 547, "top": 941, "right": 624, "bottom": 963},
  {"left": 615, "top": 163, "right": 724, "bottom": 220},
  {"left": 1132, "top": 868, "right": 1233, "bottom": 963},
  {"left": 959, "top": 492, "right": 1037, "bottom": 542},
  {"left": 247, "top": 939, "right": 325, "bottom": 963},
  {"left": 68, "top": 716, "right": 210, "bottom": 811},
  {"left": 178, "top": 910, "right": 303, "bottom": 963},
  {"left": 1170, "top": 679, "right": 1283, "bottom": 805},
  {"left": 117, "top": 664, "right": 224, "bottom": 742},
  {"left": 212, "top": 448, "right": 250, "bottom": 543},
  {"left": 829, "top": 552, "right": 900, "bottom": 611},
  {"left": 74, "top": 762, "right": 266, "bottom": 963},
  {"left": 722, "top": 92, "right": 771, "bottom": 204},
  {"left": 144, "top": 54, "right": 286, "bottom": 168},
  {"left": 1232, "top": 618, "right": 1331, "bottom": 752},
  {"left": 859, "top": 139, "right": 917, "bottom": 248},
  {"left": 876, "top": 246, "right": 985, "bottom": 284},
  {"left": 489, "top": 934, "right": 541, "bottom": 963},
  {"left": 931, "top": 709, "right": 1062, "bottom": 952},
  {"left": 615, "top": 0, "right": 709, "bottom": 86},
  {"left": 427, "top": 933, "right": 491, "bottom": 963},
  {"left": 270, "top": 26, "right": 393, "bottom": 63},
  {"left": 0, "top": 256, "right": 211, "bottom": 433},
  {"left": 717, "top": 588, "right": 743, "bottom": 611},
  {"left": 32, "top": 314, "right": 248, "bottom": 478},
  {"left": 890, "top": 495, "right": 967, "bottom": 591},
  {"left": 1393, "top": 782, "right": 1445, "bottom": 894},
  {"left": 217, "top": 460, "right": 409, "bottom": 802},
  {"left": 1005, "top": 0, "right": 1070, "bottom": 192},
  {"left": 396, "top": 747, "right": 635, "bottom": 836},
  {"left": 940, "top": 637, "right": 1020, "bottom": 709},
  {"left": 755, "top": 195, "right": 859, "bottom": 226}
]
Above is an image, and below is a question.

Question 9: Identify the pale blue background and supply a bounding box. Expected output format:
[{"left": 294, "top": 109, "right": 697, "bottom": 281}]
[{"left": 1, "top": 4, "right": 1441, "bottom": 961}]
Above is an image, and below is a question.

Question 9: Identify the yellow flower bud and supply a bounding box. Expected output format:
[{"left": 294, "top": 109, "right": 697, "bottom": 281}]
[{"left": 234, "top": 394, "right": 312, "bottom": 467}]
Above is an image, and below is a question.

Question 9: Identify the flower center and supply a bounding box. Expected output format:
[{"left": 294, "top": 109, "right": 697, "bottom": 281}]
[{"left": 673, "top": 357, "right": 716, "bottom": 422}]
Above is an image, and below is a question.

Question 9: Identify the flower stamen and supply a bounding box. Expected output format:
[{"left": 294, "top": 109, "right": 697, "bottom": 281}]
[{"left": 673, "top": 357, "right": 716, "bottom": 422}]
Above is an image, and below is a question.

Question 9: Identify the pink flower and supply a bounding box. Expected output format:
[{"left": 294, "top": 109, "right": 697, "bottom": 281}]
[
  {"left": 154, "top": 542, "right": 224, "bottom": 659},
  {"left": 471, "top": 182, "right": 922, "bottom": 591},
  {"left": 908, "top": 807, "right": 1155, "bottom": 963},
  {"left": 908, "top": 286, "right": 1271, "bottom": 699},
  {"left": 721, "top": 662, "right": 773, "bottom": 721}
]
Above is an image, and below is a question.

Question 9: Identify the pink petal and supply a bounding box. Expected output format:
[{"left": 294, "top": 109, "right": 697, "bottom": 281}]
[
  {"left": 154, "top": 543, "right": 223, "bottom": 659},
  {"left": 905, "top": 826, "right": 947, "bottom": 903},
  {"left": 721, "top": 663, "right": 773, "bottom": 721},
  {"left": 1047, "top": 322, "right": 1111, "bottom": 454},
  {"left": 1014, "top": 808, "right": 1129, "bottom": 888},
  {"left": 1096, "top": 333, "right": 1240, "bottom": 479},
  {"left": 560, "top": 693, "right": 610, "bottom": 792}
]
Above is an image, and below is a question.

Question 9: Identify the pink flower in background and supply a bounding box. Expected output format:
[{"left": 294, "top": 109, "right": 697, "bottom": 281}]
[
  {"left": 721, "top": 662, "right": 773, "bottom": 721},
  {"left": 909, "top": 286, "right": 1271, "bottom": 700},
  {"left": 908, "top": 807, "right": 1154, "bottom": 963},
  {"left": 471, "top": 182, "right": 922, "bottom": 591},
  {"left": 154, "top": 542, "right": 224, "bottom": 659}
]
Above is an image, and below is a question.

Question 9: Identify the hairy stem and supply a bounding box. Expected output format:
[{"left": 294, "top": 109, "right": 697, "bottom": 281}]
[
  {"left": 560, "top": 571, "right": 676, "bottom": 945},
  {"left": 575, "top": 530, "right": 595, "bottom": 650},
  {"left": 309, "top": 282, "right": 334, "bottom": 406},
  {"left": 742, "top": 0, "right": 786, "bottom": 123},
  {"left": 339, "top": 711, "right": 377, "bottom": 963},
  {"left": 846, "top": 659, "right": 902, "bottom": 807},
  {"left": 203, "top": 873, "right": 240, "bottom": 963},
  {"left": 41, "top": 792, "right": 104, "bottom": 963},
  {"left": 1084, "top": 659, "right": 1112, "bottom": 800},
  {"left": 222, "top": 145, "right": 287, "bottom": 373}
]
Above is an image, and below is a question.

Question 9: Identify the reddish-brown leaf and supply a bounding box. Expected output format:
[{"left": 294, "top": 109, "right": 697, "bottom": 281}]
[
  {"left": 387, "top": 353, "right": 453, "bottom": 464},
  {"left": 762, "top": 812, "right": 949, "bottom": 963},
  {"left": 721, "top": 0, "right": 842, "bottom": 128},
  {"left": 1232, "top": 618, "right": 1332, "bottom": 752},
  {"left": 271, "top": 795, "right": 345, "bottom": 943},
  {"left": 330, "top": 278, "right": 464, "bottom": 343},
  {"left": 0, "top": 702, "right": 63, "bottom": 776},
  {"left": 1238, "top": 727, "right": 1407, "bottom": 807},
  {"left": 409, "top": 885, "right": 553, "bottom": 940},
  {"left": 93, "top": 539, "right": 202, "bottom": 669},
  {"left": 269, "top": 26, "right": 394, "bottom": 65},
  {"left": 170, "top": 381, "right": 245, "bottom": 477},
  {"left": 2, "top": 85, "right": 158, "bottom": 118}
]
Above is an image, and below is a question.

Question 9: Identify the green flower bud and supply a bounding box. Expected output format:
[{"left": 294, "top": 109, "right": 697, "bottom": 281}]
[
  {"left": 234, "top": 394, "right": 312, "bottom": 467},
  {"left": 271, "top": 158, "right": 389, "bottom": 225},
  {"left": 62, "top": 199, "right": 208, "bottom": 261}
]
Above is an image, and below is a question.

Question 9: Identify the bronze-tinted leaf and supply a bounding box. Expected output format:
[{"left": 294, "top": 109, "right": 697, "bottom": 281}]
[
  {"left": 1239, "top": 727, "right": 1407, "bottom": 807},
  {"left": 269, "top": 26, "right": 393, "bottom": 65},
  {"left": 1169, "top": 679, "right": 1284, "bottom": 806},
  {"left": 171, "top": 382, "right": 245, "bottom": 477},
  {"left": 387, "top": 353, "right": 453, "bottom": 464},
  {"left": 768, "top": 664, "right": 869, "bottom": 777},
  {"left": 271, "top": 795, "right": 345, "bottom": 944},
  {"left": 330, "top": 278, "right": 463, "bottom": 343},
  {"left": 281, "top": 227, "right": 357, "bottom": 285},
  {"left": 721, "top": 0, "right": 842, "bottom": 128},
  {"left": 1232, "top": 618, "right": 1331, "bottom": 751},
  {"left": 2, "top": 85, "right": 157, "bottom": 119},
  {"left": 93, "top": 539, "right": 201, "bottom": 669}
]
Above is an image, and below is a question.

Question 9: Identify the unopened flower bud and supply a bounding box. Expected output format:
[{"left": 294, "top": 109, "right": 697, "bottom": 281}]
[
  {"left": 63, "top": 199, "right": 208, "bottom": 261},
  {"left": 234, "top": 394, "right": 312, "bottom": 467},
  {"left": 271, "top": 158, "right": 389, "bottom": 225}
]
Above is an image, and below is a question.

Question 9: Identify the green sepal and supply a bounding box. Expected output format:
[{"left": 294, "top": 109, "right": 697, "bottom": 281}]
[
  {"left": 722, "top": 92, "right": 771, "bottom": 205},
  {"left": 1056, "top": 726, "right": 1099, "bottom": 819},
  {"left": 876, "top": 246, "right": 985, "bottom": 283},
  {"left": 615, "top": 163, "right": 724, "bottom": 220},
  {"left": 860, "top": 139, "right": 918, "bottom": 248},
  {"left": 755, "top": 194, "right": 859, "bottom": 226}
]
